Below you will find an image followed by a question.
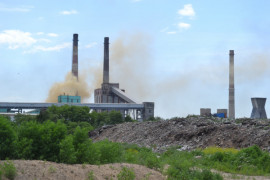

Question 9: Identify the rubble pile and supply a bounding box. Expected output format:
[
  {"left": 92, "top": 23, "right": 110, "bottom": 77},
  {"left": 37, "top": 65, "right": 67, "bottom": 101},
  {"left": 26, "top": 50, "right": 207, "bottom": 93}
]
[{"left": 90, "top": 117, "right": 270, "bottom": 152}]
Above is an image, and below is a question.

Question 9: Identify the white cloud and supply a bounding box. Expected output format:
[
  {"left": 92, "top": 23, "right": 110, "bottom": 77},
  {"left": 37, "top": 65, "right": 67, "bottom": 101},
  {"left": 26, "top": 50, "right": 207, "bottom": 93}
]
[
  {"left": 47, "top": 33, "right": 58, "bottom": 37},
  {"left": 167, "top": 31, "right": 177, "bottom": 34},
  {"left": 0, "top": 5, "right": 33, "bottom": 12},
  {"left": 178, "top": 22, "right": 191, "bottom": 30},
  {"left": 0, "top": 30, "right": 37, "bottom": 49},
  {"left": 85, "top": 42, "right": 97, "bottom": 48},
  {"left": 178, "top": 4, "right": 195, "bottom": 17},
  {"left": 24, "top": 43, "right": 71, "bottom": 53},
  {"left": 60, "top": 10, "right": 78, "bottom": 15}
]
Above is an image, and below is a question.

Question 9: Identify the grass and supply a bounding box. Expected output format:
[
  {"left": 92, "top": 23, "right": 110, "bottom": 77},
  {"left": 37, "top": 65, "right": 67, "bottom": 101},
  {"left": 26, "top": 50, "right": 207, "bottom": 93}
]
[
  {"left": 48, "top": 165, "right": 56, "bottom": 173},
  {"left": 203, "top": 146, "right": 239, "bottom": 155},
  {"left": 117, "top": 167, "right": 135, "bottom": 180},
  {"left": 1, "top": 161, "right": 17, "bottom": 180},
  {"left": 87, "top": 171, "right": 95, "bottom": 180}
]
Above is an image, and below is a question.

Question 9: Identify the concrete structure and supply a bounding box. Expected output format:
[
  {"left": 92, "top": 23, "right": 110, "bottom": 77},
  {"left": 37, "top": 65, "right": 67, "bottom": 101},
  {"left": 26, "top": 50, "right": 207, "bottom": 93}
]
[
  {"left": 94, "top": 37, "right": 154, "bottom": 120},
  {"left": 58, "top": 95, "right": 81, "bottom": 103},
  {"left": 229, "top": 50, "right": 235, "bottom": 119},
  {"left": 0, "top": 102, "right": 144, "bottom": 112},
  {"left": 72, "top": 34, "right": 79, "bottom": 80},
  {"left": 250, "top": 98, "right": 267, "bottom": 119},
  {"left": 103, "top": 37, "right": 109, "bottom": 84},
  {"left": 200, "top": 108, "right": 211, "bottom": 116},
  {"left": 217, "top": 109, "right": 228, "bottom": 118}
]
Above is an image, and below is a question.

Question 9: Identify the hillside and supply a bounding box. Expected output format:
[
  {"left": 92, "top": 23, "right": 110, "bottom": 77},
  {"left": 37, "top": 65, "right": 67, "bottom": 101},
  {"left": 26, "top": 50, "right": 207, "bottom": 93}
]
[
  {"left": 0, "top": 160, "right": 165, "bottom": 180},
  {"left": 90, "top": 117, "right": 270, "bottom": 152}
]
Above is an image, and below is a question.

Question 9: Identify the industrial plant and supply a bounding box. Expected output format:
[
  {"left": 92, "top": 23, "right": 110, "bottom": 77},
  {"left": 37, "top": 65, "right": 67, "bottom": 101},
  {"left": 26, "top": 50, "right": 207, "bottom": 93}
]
[
  {"left": 0, "top": 34, "right": 268, "bottom": 120},
  {"left": 0, "top": 34, "right": 154, "bottom": 121},
  {"left": 200, "top": 50, "right": 267, "bottom": 119}
]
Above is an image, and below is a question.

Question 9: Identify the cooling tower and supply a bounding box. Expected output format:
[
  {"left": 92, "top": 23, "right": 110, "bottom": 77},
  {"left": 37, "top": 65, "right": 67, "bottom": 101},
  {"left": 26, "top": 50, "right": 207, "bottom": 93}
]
[{"left": 250, "top": 98, "right": 267, "bottom": 119}]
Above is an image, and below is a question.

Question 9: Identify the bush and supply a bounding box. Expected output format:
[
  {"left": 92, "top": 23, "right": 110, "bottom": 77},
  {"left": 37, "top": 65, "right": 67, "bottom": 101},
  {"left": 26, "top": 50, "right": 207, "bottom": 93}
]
[
  {"left": 117, "top": 167, "right": 135, "bottom": 180},
  {"left": 95, "top": 140, "right": 123, "bottom": 164},
  {"left": 2, "top": 161, "right": 17, "bottom": 180}
]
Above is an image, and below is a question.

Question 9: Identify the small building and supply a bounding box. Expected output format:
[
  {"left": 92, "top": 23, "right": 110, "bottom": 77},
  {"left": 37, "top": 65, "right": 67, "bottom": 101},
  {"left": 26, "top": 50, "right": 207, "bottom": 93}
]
[
  {"left": 217, "top": 109, "right": 228, "bottom": 118},
  {"left": 0, "top": 108, "right": 8, "bottom": 113},
  {"left": 200, "top": 108, "right": 211, "bottom": 116},
  {"left": 58, "top": 95, "right": 81, "bottom": 103}
]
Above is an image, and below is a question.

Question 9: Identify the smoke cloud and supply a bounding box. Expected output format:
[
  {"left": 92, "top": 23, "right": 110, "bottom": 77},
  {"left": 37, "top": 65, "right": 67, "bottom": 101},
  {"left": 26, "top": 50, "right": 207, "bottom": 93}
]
[
  {"left": 110, "top": 33, "right": 153, "bottom": 101},
  {"left": 46, "top": 32, "right": 270, "bottom": 118},
  {"left": 46, "top": 72, "right": 90, "bottom": 103}
]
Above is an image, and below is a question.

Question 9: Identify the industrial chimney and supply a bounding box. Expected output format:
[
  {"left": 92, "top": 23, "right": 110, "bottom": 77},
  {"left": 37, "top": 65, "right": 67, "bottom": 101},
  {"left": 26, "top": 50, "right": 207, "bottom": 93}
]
[
  {"left": 228, "top": 50, "right": 235, "bottom": 119},
  {"left": 103, "top": 37, "right": 109, "bottom": 84},
  {"left": 250, "top": 98, "right": 267, "bottom": 119},
  {"left": 72, "top": 34, "right": 79, "bottom": 80}
]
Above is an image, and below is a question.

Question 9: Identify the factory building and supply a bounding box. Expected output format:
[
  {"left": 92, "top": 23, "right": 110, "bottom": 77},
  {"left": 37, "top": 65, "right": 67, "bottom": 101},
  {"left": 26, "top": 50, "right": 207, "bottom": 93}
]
[
  {"left": 94, "top": 37, "right": 154, "bottom": 120},
  {"left": 58, "top": 95, "right": 81, "bottom": 103}
]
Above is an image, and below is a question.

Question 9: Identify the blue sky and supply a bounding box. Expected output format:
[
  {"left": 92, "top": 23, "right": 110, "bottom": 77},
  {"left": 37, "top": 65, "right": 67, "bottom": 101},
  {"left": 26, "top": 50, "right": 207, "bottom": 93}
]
[{"left": 0, "top": 0, "right": 270, "bottom": 118}]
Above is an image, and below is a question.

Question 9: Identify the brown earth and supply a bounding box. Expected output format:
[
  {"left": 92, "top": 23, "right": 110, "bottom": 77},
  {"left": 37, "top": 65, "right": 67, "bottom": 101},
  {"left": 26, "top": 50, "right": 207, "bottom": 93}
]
[
  {"left": 90, "top": 117, "right": 270, "bottom": 152},
  {"left": 0, "top": 160, "right": 165, "bottom": 180}
]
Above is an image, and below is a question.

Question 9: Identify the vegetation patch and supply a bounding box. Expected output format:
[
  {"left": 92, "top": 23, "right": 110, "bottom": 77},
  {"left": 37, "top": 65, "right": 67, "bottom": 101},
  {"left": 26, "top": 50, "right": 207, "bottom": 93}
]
[
  {"left": 203, "top": 146, "right": 239, "bottom": 155},
  {"left": 1, "top": 106, "right": 270, "bottom": 179},
  {"left": 117, "top": 167, "right": 135, "bottom": 180},
  {"left": 0, "top": 161, "right": 17, "bottom": 180}
]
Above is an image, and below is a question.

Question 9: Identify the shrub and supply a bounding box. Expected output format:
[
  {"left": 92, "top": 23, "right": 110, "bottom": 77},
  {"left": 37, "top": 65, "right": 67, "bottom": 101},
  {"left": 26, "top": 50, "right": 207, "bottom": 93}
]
[
  {"left": 2, "top": 161, "right": 17, "bottom": 180},
  {"left": 95, "top": 140, "right": 123, "bottom": 164},
  {"left": 117, "top": 167, "right": 135, "bottom": 180}
]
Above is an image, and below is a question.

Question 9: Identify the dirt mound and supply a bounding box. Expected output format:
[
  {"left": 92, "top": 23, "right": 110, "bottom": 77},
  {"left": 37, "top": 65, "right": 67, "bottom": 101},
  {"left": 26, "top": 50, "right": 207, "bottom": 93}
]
[
  {"left": 0, "top": 160, "right": 165, "bottom": 180},
  {"left": 90, "top": 117, "right": 270, "bottom": 152}
]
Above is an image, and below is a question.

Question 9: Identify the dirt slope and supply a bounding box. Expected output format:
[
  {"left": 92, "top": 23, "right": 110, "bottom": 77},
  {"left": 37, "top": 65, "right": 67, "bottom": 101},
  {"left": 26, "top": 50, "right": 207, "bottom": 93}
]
[
  {"left": 0, "top": 160, "right": 165, "bottom": 180},
  {"left": 90, "top": 117, "right": 270, "bottom": 152}
]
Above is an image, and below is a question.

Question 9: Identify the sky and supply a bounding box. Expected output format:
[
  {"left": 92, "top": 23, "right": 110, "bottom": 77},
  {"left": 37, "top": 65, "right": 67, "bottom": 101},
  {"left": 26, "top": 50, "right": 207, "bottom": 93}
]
[{"left": 0, "top": 0, "right": 270, "bottom": 118}]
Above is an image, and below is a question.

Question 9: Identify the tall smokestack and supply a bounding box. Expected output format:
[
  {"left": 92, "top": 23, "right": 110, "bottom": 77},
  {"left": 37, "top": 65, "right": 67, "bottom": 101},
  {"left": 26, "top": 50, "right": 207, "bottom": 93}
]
[
  {"left": 103, "top": 37, "right": 109, "bottom": 84},
  {"left": 72, "top": 34, "right": 79, "bottom": 80},
  {"left": 229, "top": 50, "right": 235, "bottom": 119}
]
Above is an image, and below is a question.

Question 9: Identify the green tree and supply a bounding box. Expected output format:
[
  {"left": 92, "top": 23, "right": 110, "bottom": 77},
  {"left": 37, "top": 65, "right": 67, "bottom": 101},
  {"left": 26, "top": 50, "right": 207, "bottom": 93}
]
[
  {"left": 14, "top": 114, "right": 36, "bottom": 125},
  {"left": 109, "top": 111, "right": 123, "bottom": 125},
  {"left": 59, "top": 135, "right": 76, "bottom": 164},
  {"left": 39, "top": 120, "right": 67, "bottom": 161},
  {"left": 124, "top": 115, "right": 133, "bottom": 122},
  {"left": 96, "top": 112, "right": 109, "bottom": 127},
  {"left": 73, "top": 126, "right": 99, "bottom": 164},
  {"left": 17, "top": 120, "right": 67, "bottom": 161},
  {"left": 95, "top": 140, "right": 123, "bottom": 164},
  {"left": 0, "top": 116, "right": 17, "bottom": 159}
]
